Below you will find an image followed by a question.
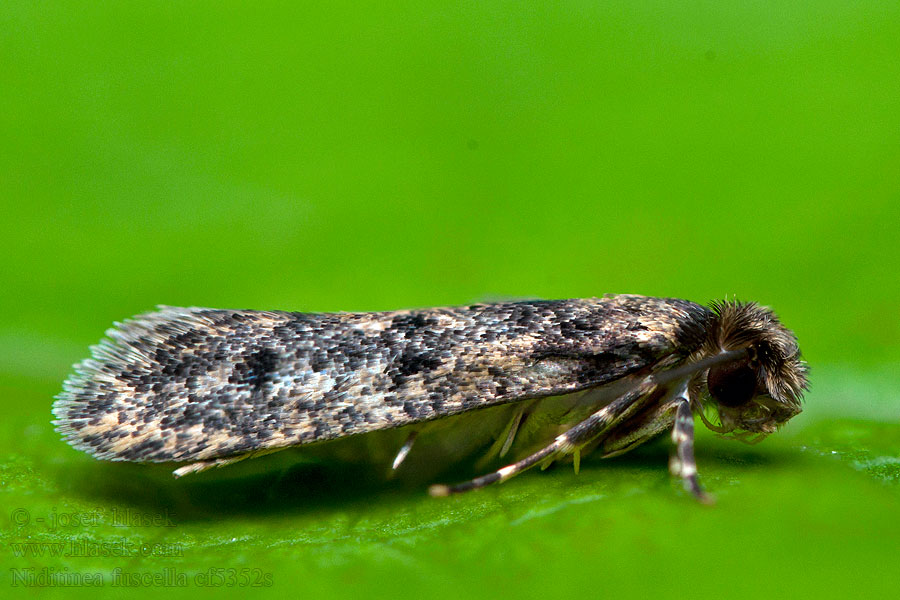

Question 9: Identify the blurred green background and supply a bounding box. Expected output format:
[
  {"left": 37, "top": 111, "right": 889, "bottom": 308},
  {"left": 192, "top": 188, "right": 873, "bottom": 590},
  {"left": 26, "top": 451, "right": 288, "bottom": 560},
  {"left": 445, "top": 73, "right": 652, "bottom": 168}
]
[{"left": 1, "top": 1, "right": 898, "bottom": 598}]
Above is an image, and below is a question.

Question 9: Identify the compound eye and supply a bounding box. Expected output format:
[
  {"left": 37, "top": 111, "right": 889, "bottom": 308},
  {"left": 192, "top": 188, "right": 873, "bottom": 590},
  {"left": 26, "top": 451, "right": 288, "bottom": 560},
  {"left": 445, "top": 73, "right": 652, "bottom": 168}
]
[{"left": 707, "top": 357, "right": 758, "bottom": 408}]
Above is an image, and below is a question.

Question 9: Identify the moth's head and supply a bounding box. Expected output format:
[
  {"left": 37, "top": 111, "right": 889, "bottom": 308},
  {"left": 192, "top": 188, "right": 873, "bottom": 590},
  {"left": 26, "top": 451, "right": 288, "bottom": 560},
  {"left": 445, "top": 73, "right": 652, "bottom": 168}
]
[{"left": 696, "top": 301, "right": 808, "bottom": 439}]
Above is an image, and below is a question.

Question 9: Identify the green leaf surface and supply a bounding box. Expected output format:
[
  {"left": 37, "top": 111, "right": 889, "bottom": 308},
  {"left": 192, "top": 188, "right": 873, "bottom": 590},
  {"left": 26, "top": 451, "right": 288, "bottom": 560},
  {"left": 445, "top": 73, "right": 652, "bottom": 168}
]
[{"left": 1, "top": 1, "right": 898, "bottom": 598}]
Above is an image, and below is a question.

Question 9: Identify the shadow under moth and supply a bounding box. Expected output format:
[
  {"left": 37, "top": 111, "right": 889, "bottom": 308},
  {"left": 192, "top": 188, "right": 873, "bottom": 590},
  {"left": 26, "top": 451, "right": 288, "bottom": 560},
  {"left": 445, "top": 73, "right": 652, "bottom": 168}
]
[{"left": 53, "top": 294, "right": 808, "bottom": 502}]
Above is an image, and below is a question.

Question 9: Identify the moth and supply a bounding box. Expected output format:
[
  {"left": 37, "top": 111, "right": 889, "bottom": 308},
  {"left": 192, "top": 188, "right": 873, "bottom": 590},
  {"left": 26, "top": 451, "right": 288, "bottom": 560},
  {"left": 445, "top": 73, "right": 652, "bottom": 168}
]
[{"left": 53, "top": 294, "right": 807, "bottom": 501}]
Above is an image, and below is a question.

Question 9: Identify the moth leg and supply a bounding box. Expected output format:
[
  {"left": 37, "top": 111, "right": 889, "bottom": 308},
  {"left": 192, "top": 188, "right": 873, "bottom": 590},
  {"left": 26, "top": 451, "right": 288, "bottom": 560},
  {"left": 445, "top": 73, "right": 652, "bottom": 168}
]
[
  {"left": 499, "top": 403, "right": 527, "bottom": 458},
  {"left": 430, "top": 381, "right": 654, "bottom": 496},
  {"left": 472, "top": 400, "right": 534, "bottom": 472},
  {"left": 172, "top": 454, "right": 250, "bottom": 478},
  {"left": 391, "top": 430, "right": 418, "bottom": 471},
  {"left": 429, "top": 431, "right": 566, "bottom": 496},
  {"left": 669, "top": 392, "right": 713, "bottom": 504}
]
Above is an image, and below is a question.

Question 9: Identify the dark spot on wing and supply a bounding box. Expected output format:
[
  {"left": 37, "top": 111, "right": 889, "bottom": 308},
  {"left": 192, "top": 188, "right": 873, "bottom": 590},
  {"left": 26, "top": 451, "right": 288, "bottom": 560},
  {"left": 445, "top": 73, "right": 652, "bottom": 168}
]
[
  {"left": 395, "top": 349, "right": 443, "bottom": 377},
  {"left": 241, "top": 348, "right": 279, "bottom": 389}
]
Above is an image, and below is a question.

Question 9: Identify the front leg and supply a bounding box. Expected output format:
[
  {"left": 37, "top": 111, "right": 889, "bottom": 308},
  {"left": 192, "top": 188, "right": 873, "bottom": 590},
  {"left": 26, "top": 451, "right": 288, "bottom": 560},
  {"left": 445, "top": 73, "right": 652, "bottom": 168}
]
[{"left": 669, "top": 386, "right": 713, "bottom": 504}]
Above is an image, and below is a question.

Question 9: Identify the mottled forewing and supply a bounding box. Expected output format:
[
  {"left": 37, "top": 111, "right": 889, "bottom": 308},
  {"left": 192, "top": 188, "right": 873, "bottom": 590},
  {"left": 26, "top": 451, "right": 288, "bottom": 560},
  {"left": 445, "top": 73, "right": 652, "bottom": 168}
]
[{"left": 53, "top": 295, "right": 711, "bottom": 462}]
